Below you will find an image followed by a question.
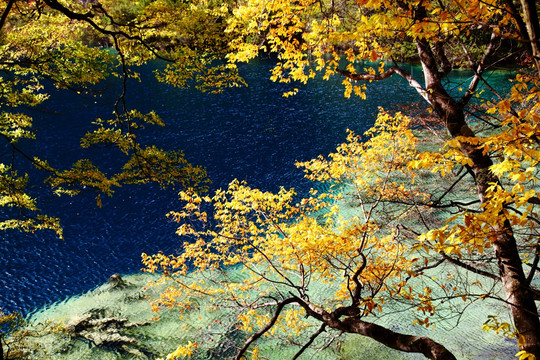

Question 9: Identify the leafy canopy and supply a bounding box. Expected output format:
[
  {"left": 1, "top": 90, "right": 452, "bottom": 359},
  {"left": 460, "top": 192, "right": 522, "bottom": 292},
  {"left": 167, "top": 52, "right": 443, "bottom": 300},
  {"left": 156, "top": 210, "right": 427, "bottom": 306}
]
[
  {"left": 0, "top": 0, "right": 247, "bottom": 236},
  {"left": 144, "top": 0, "right": 540, "bottom": 359}
]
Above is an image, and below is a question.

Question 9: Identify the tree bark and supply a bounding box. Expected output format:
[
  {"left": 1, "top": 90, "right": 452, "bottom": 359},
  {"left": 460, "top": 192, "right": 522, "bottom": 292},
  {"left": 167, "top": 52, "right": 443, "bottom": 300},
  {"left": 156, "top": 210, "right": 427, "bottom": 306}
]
[
  {"left": 337, "top": 33, "right": 540, "bottom": 357},
  {"left": 336, "top": 1, "right": 540, "bottom": 356},
  {"left": 519, "top": 0, "right": 540, "bottom": 73},
  {"left": 414, "top": 37, "right": 540, "bottom": 357},
  {"left": 0, "top": 0, "right": 15, "bottom": 32},
  {"left": 338, "top": 318, "right": 456, "bottom": 360},
  {"left": 297, "top": 298, "right": 457, "bottom": 360}
]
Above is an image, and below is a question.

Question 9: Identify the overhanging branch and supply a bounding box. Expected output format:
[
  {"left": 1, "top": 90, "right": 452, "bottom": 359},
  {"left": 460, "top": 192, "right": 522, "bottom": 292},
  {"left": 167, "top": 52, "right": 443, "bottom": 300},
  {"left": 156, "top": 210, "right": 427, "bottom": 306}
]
[
  {"left": 42, "top": 0, "right": 171, "bottom": 62},
  {"left": 0, "top": 0, "right": 15, "bottom": 31},
  {"left": 293, "top": 296, "right": 457, "bottom": 360},
  {"left": 235, "top": 297, "right": 298, "bottom": 360},
  {"left": 336, "top": 66, "right": 430, "bottom": 103},
  {"left": 440, "top": 253, "right": 500, "bottom": 281},
  {"left": 291, "top": 324, "right": 326, "bottom": 360}
]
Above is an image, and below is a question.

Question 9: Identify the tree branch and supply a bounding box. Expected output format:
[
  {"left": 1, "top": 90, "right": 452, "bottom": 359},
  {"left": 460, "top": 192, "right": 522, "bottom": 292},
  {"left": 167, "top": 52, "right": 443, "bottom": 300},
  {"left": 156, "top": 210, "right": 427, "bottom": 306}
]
[
  {"left": 338, "top": 317, "right": 456, "bottom": 360},
  {"left": 42, "top": 0, "right": 171, "bottom": 62},
  {"left": 518, "top": 0, "right": 540, "bottom": 72},
  {"left": 526, "top": 244, "right": 539, "bottom": 286},
  {"left": 235, "top": 297, "right": 298, "bottom": 360},
  {"left": 503, "top": 0, "right": 530, "bottom": 49},
  {"left": 0, "top": 0, "right": 15, "bottom": 31},
  {"left": 294, "top": 296, "right": 457, "bottom": 360},
  {"left": 431, "top": 168, "right": 471, "bottom": 205},
  {"left": 440, "top": 253, "right": 500, "bottom": 281},
  {"left": 434, "top": 41, "right": 452, "bottom": 75},
  {"left": 291, "top": 324, "right": 326, "bottom": 360},
  {"left": 459, "top": 31, "right": 499, "bottom": 106},
  {"left": 335, "top": 66, "right": 430, "bottom": 103}
]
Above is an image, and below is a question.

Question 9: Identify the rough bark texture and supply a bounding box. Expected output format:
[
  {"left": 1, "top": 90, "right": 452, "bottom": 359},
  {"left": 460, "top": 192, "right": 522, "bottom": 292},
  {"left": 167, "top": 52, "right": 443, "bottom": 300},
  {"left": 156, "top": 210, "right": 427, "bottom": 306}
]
[
  {"left": 334, "top": 23, "right": 540, "bottom": 355},
  {"left": 236, "top": 297, "right": 457, "bottom": 360}
]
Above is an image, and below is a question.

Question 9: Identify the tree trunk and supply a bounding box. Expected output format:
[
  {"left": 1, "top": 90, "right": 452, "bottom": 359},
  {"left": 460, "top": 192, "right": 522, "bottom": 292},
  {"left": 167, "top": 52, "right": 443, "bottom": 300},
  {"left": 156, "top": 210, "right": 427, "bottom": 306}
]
[
  {"left": 520, "top": 0, "right": 540, "bottom": 72},
  {"left": 415, "top": 38, "right": 540, "bottom": 357}
]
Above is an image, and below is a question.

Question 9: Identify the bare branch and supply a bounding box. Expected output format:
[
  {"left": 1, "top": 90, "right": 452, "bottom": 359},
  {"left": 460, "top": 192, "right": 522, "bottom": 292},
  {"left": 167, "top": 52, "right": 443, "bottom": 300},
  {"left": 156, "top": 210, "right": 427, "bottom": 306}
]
[
  {"left": 290, "top": 294, "right": 457, "bottom": 360},
  {"left": 291, "top": 324, "right": 326, "bottom": 360},
  {"left": 337, "top": 318, "right": 457, "bottom": 360},
  {"left": 336, "top": 66, "right": 430, "bottom": 103},
  {"left": 440, "top": 253, "right": 500, "bottom": 281},
  {"left": 235, "top": 298, "right": 298, "bottom": 360},
  {"left": 431, "top": 169, "right": 471, "bottom": 205},
  {"left": 0, "top": 0, "right": 15, "bottom": 31},
  {"left": 459, "top": 31, "right": 500, "bottom": 106}
]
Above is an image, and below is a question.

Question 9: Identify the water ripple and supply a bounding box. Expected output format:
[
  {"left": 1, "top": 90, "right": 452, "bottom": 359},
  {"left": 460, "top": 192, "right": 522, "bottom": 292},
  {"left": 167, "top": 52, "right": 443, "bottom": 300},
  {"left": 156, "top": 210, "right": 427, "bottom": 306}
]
[{"left": 3, "top": 59, "right": 509, "bottom": 315}]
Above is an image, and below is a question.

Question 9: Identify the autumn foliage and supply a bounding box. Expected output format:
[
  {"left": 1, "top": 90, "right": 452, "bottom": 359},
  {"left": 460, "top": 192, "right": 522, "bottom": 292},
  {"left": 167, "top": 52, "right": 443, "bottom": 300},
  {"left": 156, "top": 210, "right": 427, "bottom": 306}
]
[
  {"left": 0, "top": 0, "right": 242, "bottom": 236},
  {"left": 1, "top": 0, "right": 540, "bottom": 359},
  {"left": 143, "top": 0, "right": 540, "bottom": 359}
]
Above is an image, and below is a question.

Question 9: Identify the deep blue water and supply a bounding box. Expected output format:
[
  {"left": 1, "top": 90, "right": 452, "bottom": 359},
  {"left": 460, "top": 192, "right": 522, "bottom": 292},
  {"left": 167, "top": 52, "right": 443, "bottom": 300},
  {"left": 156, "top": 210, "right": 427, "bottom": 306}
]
[{"left": 0, "top": 58, "right": 512, "bottom": 314}]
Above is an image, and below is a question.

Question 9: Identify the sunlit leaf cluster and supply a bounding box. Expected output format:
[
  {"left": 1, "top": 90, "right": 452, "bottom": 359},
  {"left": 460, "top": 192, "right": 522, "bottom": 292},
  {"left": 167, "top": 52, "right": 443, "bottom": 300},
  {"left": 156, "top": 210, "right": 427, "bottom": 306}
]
[
  {"left": 143, "top": 111, "right": 479, "bottom": 357},
  {"left": 226, "top": 0, "right": 516, "bottom": 97},
  {"left": 0, "top": 0, "right": 236, "bottom": 234},
  {"left": 144, "top": 1, "right": 540, "bottom": 357}
]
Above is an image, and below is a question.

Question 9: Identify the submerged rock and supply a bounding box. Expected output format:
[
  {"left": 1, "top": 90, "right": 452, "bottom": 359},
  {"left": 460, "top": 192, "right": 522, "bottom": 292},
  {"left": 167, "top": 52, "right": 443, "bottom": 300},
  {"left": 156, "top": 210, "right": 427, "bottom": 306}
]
[
  {"left": 108, "top": 273, "right": 128, "bottom": 290},
  {"left": 65, "top": 311, "right": 151, "bottom": 358},
  {"left": 24, "top": 273, "right": 189, "bottom": 359},
  {"left": 65, "top": 313, "right": 93, "bottom": 334},
  {"left": 102, "top": 273, "right": 146, "bottom": 302}
]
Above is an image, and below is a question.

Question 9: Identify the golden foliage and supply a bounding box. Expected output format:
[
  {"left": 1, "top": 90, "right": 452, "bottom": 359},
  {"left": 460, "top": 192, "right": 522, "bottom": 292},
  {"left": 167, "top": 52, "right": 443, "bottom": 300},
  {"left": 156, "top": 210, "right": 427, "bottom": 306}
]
[{"left": 143, "top": 110, "right": 463, "bottom": 357}]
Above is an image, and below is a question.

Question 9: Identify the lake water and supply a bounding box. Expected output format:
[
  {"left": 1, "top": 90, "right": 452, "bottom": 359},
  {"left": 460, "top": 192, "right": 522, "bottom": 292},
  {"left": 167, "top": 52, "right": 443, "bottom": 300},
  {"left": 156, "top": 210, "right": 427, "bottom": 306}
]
[{"left": 0, "top": 58, "right": 512, "bottom": 314}]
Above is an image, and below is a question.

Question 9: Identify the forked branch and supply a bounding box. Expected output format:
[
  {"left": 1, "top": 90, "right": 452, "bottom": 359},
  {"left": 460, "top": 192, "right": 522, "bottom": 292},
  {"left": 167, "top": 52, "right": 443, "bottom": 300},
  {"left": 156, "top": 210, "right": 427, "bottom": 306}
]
[
  {"left": 233, "top": 292, "right": 456, "bottom": 360},
  {"left": 291, "top": 294, "right": 457, "bottom": 360}
]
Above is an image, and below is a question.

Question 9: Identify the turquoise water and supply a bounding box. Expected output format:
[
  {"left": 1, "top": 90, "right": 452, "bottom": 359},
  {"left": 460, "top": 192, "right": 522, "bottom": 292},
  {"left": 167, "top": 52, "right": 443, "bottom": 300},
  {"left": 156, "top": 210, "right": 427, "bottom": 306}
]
[
  {"left": 27, "top": 269, "right": 515, "bottom": 360},
  {"left": 0, "top": 58, "right": 514, "bottom": 315}
]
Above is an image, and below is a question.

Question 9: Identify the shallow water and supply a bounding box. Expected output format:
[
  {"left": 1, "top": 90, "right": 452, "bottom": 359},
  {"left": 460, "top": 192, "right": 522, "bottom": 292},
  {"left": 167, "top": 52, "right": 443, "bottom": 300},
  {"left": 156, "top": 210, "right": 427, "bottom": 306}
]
[
  {"left": 28, "top": 270, "right": 515, "bottom": 360},
  {"left": 0, "top": 58, "right": 514, "bottom": 315}
]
